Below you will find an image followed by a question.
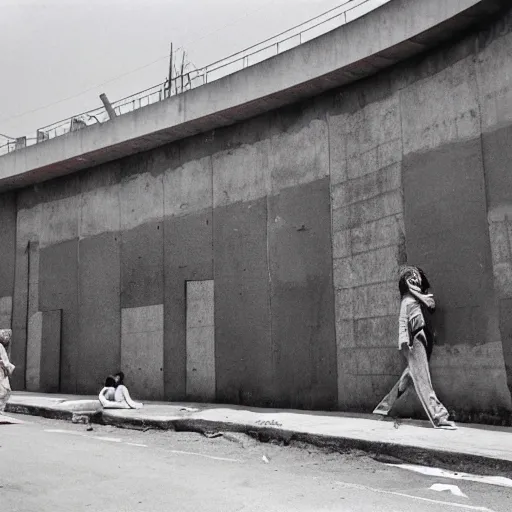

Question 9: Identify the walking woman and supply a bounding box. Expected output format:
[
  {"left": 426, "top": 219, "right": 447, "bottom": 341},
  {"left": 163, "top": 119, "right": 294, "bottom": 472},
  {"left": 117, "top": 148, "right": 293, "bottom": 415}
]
[
  {"left": 373, "top": 266, "right": 457, "bottom": 430},
  {"left": 0, "top": 329, "right": 15, "bottom": 414}
]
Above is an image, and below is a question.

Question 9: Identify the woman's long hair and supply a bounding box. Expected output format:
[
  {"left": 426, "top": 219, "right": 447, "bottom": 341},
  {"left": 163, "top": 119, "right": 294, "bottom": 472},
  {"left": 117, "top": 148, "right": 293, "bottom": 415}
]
[{"left": 398, "top": 265, "right": 430, "bottom": 297}]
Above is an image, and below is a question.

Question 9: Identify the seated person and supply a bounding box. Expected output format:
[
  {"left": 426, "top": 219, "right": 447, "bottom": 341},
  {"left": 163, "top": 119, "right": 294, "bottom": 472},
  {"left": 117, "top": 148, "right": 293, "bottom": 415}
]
[
  {"left": 99, "top": 372, "right": 143, "bottom": 409},
  {"left": 98, "top": 375, "right": 117, "bottom": 408}
]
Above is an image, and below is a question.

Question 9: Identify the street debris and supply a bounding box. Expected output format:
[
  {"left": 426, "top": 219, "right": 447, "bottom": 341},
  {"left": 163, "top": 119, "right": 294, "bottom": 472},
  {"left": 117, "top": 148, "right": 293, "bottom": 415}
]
[
  {"left": 203, "top": 431, "right": 223, "bottom": 439},
  {"left": 429, "top": 484, "right": 468, "bottom": 498}
]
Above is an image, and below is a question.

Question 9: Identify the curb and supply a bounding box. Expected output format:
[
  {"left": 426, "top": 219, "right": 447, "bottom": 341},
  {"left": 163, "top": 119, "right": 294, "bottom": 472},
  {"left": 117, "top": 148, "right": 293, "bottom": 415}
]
[
  {"left": 184, "top": 420, "right": 512, "bottom": 476},
  {"left": 7, "top": 402, "right": 512, "bottom": 476},
  {"left": 101, "top": 415, "right": 512, "bottom": 476},
  {"left": 5, "top": 403, "right": 100, "bottom": 424}
]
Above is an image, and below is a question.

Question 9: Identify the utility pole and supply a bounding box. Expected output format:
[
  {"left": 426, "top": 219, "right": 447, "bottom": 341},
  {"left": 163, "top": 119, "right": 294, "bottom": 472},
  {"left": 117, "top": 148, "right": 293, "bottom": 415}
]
[
  {"left": 168, "top": 42, "right": 173, "bottom": 98},
  {"left": 99, "top": 93, "right": 117, "bottom": 120}
]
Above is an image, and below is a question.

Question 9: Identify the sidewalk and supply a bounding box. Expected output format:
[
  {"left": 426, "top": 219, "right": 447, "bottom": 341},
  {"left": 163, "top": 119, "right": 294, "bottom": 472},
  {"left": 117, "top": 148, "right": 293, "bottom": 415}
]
[{"left": 6, "top": 392, "right": 512, "bottom": 474}]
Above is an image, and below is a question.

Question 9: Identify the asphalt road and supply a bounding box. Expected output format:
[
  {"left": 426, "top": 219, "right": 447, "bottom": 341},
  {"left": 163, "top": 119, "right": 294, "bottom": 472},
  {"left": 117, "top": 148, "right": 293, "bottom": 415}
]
[{"left": 1, "top": 414, "right": 511, "bottom": 512}]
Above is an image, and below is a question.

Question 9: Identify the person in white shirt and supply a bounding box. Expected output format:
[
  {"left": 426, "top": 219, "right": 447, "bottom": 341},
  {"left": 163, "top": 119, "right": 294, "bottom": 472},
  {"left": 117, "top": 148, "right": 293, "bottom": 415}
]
[
  {"left": 98, "top": 372, "right": 143, "bottom": 409},
  {"left": 0, "top": 329, "right": 15, "bottom": 414}
]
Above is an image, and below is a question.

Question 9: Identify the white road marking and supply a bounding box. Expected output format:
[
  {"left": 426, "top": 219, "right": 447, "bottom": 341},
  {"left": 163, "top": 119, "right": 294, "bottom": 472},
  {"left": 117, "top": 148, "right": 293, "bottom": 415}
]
[
  {"left": 167, "top": 449, "right": 240, "bottom": 463},
  {"left": 92, "top": 436, "right": 122, "bottom": 443},
  {"left": 44, "top": 429, "right": 238, "bottom": 460},
  {"left": 430, "top": 484, "right": 468, "bottom": 498},
  {"left": 335, "top": 481, "right": 495, "bottom": 511},
  {"left": 46, "top": 429, "right": 128, "bottom": 445},
  {"left": 45, "top": 429, "right": 83, "bottom": 435},
  {"left": 387, "top": 463, "right": 512, "bottom": 488}
]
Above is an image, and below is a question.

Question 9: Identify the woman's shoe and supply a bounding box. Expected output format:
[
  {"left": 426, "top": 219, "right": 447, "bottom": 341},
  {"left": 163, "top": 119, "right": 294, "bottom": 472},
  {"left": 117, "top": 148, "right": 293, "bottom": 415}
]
[{"left": 436, "top": 419, "right": 457, "bottom": 430}]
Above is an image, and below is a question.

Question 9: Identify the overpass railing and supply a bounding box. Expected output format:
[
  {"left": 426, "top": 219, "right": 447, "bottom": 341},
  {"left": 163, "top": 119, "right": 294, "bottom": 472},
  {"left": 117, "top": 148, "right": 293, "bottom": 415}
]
[{"left": 0, "top": 0, "right": 388, "bottom": 156}]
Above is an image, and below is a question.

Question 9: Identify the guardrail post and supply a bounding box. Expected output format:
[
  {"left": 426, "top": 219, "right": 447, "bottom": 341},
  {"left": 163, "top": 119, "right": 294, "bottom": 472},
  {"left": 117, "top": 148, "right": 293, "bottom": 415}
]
[{"left": 15, "top": 137, "right": 26, "bottom": 150}]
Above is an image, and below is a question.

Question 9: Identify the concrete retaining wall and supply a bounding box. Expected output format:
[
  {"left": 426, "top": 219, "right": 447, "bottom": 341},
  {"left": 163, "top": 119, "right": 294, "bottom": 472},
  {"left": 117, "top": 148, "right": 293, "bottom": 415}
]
[{"left": 2, "top": 6, "right": 512, "bottom": 421}]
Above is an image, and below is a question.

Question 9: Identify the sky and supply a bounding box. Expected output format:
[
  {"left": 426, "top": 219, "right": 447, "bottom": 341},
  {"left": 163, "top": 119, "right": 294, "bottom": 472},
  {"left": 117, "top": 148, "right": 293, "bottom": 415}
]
[{"left": 0, "top": 0, "right": 380, "bottom": 140}]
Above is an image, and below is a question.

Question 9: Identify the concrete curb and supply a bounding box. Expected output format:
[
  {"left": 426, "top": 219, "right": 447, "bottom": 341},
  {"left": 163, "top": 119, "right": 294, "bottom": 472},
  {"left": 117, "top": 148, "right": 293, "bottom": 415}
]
[
  {"left": 171, "top": 418, "right": 512, "bottom": 476},
  {"left": 5, "top": 403, "right": 101, "bottom": 424},
  {"left": 7, "top": 401, "right": 512, "bottom": 476}
]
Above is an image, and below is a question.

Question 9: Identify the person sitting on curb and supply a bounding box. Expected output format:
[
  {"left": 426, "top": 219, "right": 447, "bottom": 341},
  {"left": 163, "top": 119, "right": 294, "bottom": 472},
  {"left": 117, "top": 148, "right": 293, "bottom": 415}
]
[
  {"left": 98, "top": 371, "right": 143, "bottom": 409},
  {"left": 98, "top": 375, "right": 118, "bottom": 408},
  {"left": 0, "top": 329, "right": 15, "bottom": 415}
]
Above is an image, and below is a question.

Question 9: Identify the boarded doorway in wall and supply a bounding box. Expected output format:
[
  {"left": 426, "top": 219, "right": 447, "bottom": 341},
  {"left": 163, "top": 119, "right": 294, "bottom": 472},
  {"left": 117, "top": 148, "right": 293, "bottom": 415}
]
[
  {"left": 26, "top": 309, "right": 62, "bottom": 393},
  {"left": 121, "top": 305, "right": 164, "bottom": 400},
  {"left": 186, "top": 280, "right": 215, "bottom": 401}
]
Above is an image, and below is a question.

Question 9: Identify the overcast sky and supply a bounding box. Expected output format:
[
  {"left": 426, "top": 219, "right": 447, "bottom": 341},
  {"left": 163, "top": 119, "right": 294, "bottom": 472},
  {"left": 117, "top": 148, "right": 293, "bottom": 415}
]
[{"left": 0, "top": 0, "right": 380, "bottom": 139}]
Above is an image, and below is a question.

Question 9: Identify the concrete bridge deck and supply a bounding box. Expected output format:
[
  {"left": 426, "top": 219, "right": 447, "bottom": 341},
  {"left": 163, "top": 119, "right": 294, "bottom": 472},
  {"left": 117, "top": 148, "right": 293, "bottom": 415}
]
[{"left": 0, "top": 0, "right": 507, "bottom": 192}]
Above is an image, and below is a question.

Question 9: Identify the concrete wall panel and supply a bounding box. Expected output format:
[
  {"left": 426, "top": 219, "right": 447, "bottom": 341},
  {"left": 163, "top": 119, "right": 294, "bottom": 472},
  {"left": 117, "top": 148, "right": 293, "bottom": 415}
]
[
  {"left": 80, "top": 183, "right": 121, "bottom": 239},
  {"left": 11, "top": 199, "right": 41, "bottom": 389},
  {"left": 163, "top": 148, "right": 213, "bottom": 400},
  {"left": 25, "top": 311, "right": 42, "bottom": 391},
  {"left": 214, "top": 198, "right": 272, "bottom": 406},
  {"left": 481, "top": 124, "right": 512, "bottom": 397},
  {"left": 330, "top": 91, "right": 404, "bottom": 411},
  {"left": 164, "top": 211, "right": 213, "bottom": 400},
  {"left": 402, "top": 137, "right": 509, "bottom": 410},
  {"left": 186, "top": 280, "right": 215, "bottom": 401},
  {"left": 40, "top": 309, "right": 62, "bottom": 393},
  {"left": 78, "top": 233, "right": 121, "bottom": 394},
  {"left": 121, "top": 305, "right": 164, "bottom": 400},
  {"left": 0, "top": 193, "right": 16, "bottom": 300},
  {"left": 39, "top": 240, "right": 79, "bottom": 393},
  {"left": 268, "top": 177, "right": 337, "bottom": 410},
  {"left": 0, "top": 296, "right": 12, "bottom": 329},
  {"left": 270, "top": 117, "right": 329, "bottom": 193},
  {"left": 121, "top": 222, "right": 163, "bottom": 309},
  {"left": 120, "top": 171, "right": 163, "bottom": 231},
  {"left": 476, "top": 15, "right": 512, "bottom": 400},
  {"left": 164, "top": 156, "right": 212, "bottom": 217},
  {"left": 212, "top": 141, "right": 270, "bottom": 208},
  {"left": 119, "top": 169, "right": 164, "bottom": 310}
]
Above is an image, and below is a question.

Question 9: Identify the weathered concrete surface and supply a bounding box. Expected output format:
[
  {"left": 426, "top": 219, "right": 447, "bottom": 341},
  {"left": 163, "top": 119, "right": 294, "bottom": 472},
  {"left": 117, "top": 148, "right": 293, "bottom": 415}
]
[
  {"left": 477, "top": 15, "right": 512, "bottom": 399},
  {"left": 6, "top": 392, "right": 512, "bottom": 476},
  {"left": 25, "top": 311, "right": 42, "bottom": 391},
  {"left": 163, "top": 150, "right": 213, "bottom": 401},
  {"left": 399, "top": 36, "right": 511, "bottom": 417},
  {"left": 268, "top": 178, "right": 337, "bottom": 410},
  {"left": 78, "top": 233, "right": 121, "bottom": 394},
  {"left": 0, "top": 0, "right": 507, "bottom": 191},
  {"left": 6, "top": 413, "right": 512, "bottom": 512},
  {"left": 0, "top": 193, "right": 16, "bottom": 328},
  {"left": 39, "top": 240, "right": 79, "bottom": 393},
  {"left": 39, "top": 309, "right": 62, "bottom": 393},
  {"left": 330, "top": 91, "right": 405, "bottom": 411},
  {"left": 164, "top": 210, "right": 214, "bottom": 401},
  {"left": 186, "top": 280, "right": 215, "bottom": 401},
  {"left": 121, "top": 305, "right": 164, "bottom": 400},
  {"left": 0, "top": 296, "right": 12, "bottom": 330},
  {"left": 120, "top": 169, "right": 164, "bottom": 309},
  {"left": 214, "top": 197, "right": 273, "bottom": 406},
  {"left": 4, "top": 2, "right": 512, "bottom": 422}
]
